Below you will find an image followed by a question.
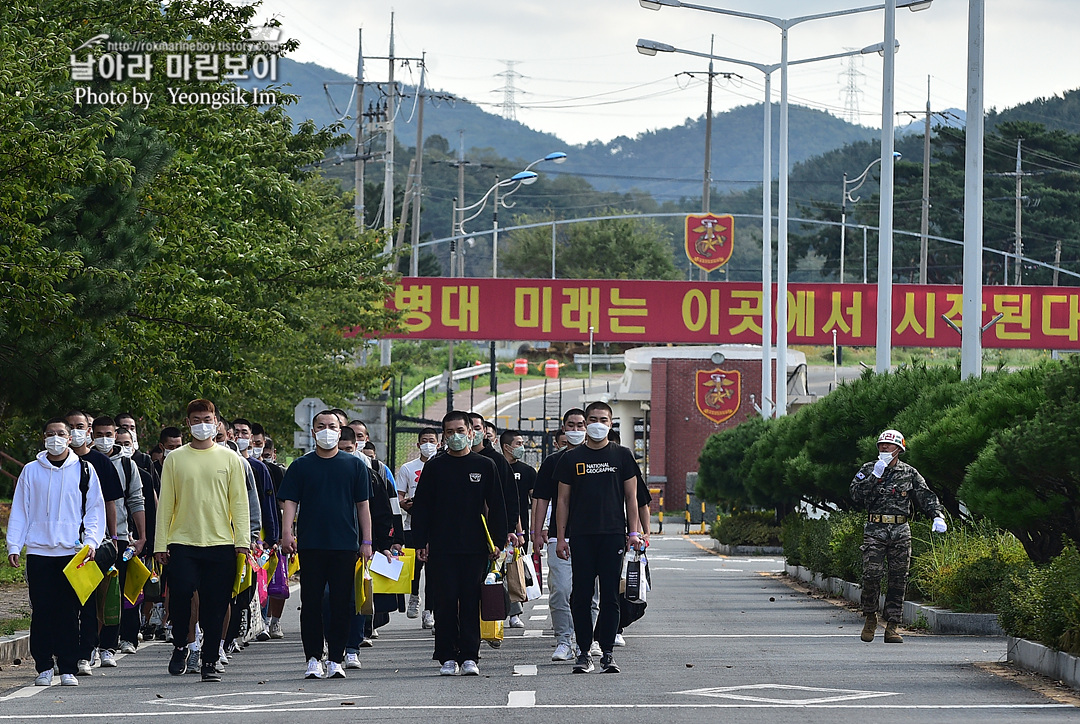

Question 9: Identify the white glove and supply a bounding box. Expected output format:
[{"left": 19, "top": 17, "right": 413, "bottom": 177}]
[
  {"left": 932, "top": 517, "right": 947, "bottom": 533},
  {"left": 872, "top": 460, "right": 886, "bottom": 478}
]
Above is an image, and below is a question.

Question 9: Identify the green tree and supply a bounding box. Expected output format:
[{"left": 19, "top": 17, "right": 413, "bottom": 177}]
[
  {"left": 961, "top": 357, "right": 1080, "bottom": 563},
  {"left": 696, "top": 416, "right": 771, "bottom": 512},
  {"left": 501, "top": 212, "right": 679, "bottom": 280}
]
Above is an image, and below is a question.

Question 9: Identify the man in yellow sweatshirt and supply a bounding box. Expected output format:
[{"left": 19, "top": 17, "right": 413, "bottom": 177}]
[{"left": 155, "top": 399, "right": 249, "bottom": 682}]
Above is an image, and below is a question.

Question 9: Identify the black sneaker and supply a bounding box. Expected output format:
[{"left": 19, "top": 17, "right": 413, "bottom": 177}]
[
  {"left": 572, "top": 654, "right": 594, "bottom": 674},
  {"left": 600, "top": 652, "right": 620, "bottom": 673},
  {"left": 168, "top": 647, "right": 187, "bottom": 676},
  {"left": 201, "top": 662, "right": 221, "bottom": 682}
]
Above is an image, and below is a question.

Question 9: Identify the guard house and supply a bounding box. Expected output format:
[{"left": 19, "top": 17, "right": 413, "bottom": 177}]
[{"left": 602, "top": 345, "right": 814, "bottom": 511}]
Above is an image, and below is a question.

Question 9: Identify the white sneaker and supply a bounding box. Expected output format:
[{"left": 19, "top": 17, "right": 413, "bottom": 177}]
[
  {"left": 268, "top": 621, "right": 284, "bottom": 639},
  {"left": 552, "top": 643, "right": 575, "bottom": 661},
  {"left": 421, "top": 610, "right": 434, "bottom": 629},
  {"left": 406, "top": 595, "right": 420, "bottom": 619},
  {"left": 76, "top": 659, "right": 92, "bottom": 676},
  {"left": 461, "top": 660, "right": 480, "bottom": 676},
  {"left": 508, "top": 615, "right": 525, "bottom": 629},
  {"left": 588, "top": 641, "right": 602, "bottom": 657},
  {"left": 218, "top": 648, "right": 229, "bottom": 666},
  {"left": 326, "top": 661, "right": 346, "bottom": 679},
  {"left": 304, "top": 657, "right": 325, "bottom": 679},
  {"left": 439, "top": 660, "right": 459, "bottom": 676},
  {"left": 99, "top": 650, "right": 117, "bottom": 667},
  {"left": 34, "top": 670, "right": 53, "bottom": 686},
  {"left": 59, "top": 674, "right": 79, "bottom": 687},
  {"left": 370, "top": 628, "right": 379, "bottom": 639},
  {"left": 613, "top": 633, "right": 626, "bottom": 647},
  {"left": 344, "top": 653, "right": 362, "bottom": 670},
  {"left": 90, "top": 649, "right": 101, "bottom": 667},
  {"left": 119, "top": 641, "right": 137, "bottom": 655}
]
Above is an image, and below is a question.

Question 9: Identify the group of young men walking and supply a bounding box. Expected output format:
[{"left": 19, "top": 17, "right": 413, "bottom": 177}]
[{"left": 5, "top": 397, "right": 651, "bottom": 684}]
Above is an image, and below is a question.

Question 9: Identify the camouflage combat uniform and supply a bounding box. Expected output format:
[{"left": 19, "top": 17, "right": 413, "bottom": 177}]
[{"left": 849, "top": 460, "right": 944, "bottom": 623}]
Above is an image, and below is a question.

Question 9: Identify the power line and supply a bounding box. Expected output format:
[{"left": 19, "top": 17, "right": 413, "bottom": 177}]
[
  {"left": 838, "top": 52, "right": 865, "bottom": 124},
  {"left": 494, "top": 60, "right": 522, "bottom": 121}
]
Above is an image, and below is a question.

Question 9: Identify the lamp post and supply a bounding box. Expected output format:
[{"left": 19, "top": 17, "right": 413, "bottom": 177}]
[
  {"left": 455, "top": 152, "right": 566, "bottom": 278},
  {"left": 639, "top": 0, "right": 933, "bottom": 407},
  {"left": 841, "top": 152, "right": 902, "bottom": 283},
  {"left": 637, "top": 38, "right": 889, "bottom": 419}
]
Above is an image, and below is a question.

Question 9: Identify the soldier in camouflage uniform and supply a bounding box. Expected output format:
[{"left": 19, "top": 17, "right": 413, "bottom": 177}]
[{"left": 850, "top": 429, "right": 947, "bottom": 643}]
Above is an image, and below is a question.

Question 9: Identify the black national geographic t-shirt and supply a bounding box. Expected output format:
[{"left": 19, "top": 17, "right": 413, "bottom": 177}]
[{"left": 554, "top": 442, "right": 638, "bottom": 537}]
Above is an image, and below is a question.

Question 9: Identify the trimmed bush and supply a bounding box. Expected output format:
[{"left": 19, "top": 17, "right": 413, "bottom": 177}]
[
  {"left": 711, "top": 511, "right": 781, "bottom": 547},
  {"left": 997, "top": 543, "right": 1080, "bottom": 655}
]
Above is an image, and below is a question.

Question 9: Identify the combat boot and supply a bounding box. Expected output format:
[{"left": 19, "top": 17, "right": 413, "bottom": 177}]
[
  {"left": 883, "top": 622, "right": 904, "bottom": 643},
  {"left": 860, "top": 613, "right": 877, "bottom": 642}
]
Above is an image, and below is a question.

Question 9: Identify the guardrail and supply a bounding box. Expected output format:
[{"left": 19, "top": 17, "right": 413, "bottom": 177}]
[
  {"left": 400, "top": 365, "right": 490, "bottom": 407},
  {"left": 572, "top": 354, "right": 625, "bottom": 372}
]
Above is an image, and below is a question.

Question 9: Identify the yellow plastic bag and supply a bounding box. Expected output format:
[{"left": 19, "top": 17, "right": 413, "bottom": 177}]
[
  {"left": 371, "top": 548, "right": 415, "bottom": 595},
  {"left": 354, "top": 559, "right": 374, "bottom": 615},
  {"left": 480, "top": 515, "right": 497, "bottom": 554},
  {"left": 232, "top": 552, "right": 252, "bottom": 598},
  {"left": 263, "top": 551, "right": 278, "bottom": 577},
  {"left": 63, "top": 545, "right": 104, "bottom": 606},
  {"left": 123, "top": 555, "right": 152, "bottom": 605},
  {"left": 287, "top": 552, "right": 300, "bottom": 577},
  {"left": 480, "top": 617, "right": 504, "bottom": 643}
]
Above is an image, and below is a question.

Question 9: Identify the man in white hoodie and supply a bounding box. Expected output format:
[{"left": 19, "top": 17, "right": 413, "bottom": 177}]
[{"left": 6, "top": 417, "right": 107, "bottom": 687}]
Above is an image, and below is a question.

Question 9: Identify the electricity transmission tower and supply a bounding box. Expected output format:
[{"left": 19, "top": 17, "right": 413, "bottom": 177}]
[
  {"left": 495, "top": 61, "right": 523, "bottom": 121},
  {"left": 839, "top": 52, "right": 865, "bottom": 124}
]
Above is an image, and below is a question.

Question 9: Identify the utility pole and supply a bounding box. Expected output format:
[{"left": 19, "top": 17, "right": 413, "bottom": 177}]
[
  {"left": 355, "top": 29, "right": 365, "bottom": 231},
  {"left": 382, "top": 13, "right": 396, "bottom": 262},
  {"left": 700, "top": 36, "right": 715, "bottom": 283},
  {"left": 1013, "top": 138, "right": 1024, "bottom": 285},
  {"left": 409, "top": 55, "right": 426, "bottom": 276},
  {"left": 898, "top": 79, "right": 959, "bottom": 284},
  {"left": 1053, "top": 240, "right": 1062, "bottom": 286},
  {"left": 456, "top": 131, "right": 467, "bottom": 276}
]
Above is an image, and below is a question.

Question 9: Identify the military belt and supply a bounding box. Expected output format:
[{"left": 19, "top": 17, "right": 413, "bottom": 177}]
[{"left": 868, "top": 514, "right": 907, "bottom": 524}]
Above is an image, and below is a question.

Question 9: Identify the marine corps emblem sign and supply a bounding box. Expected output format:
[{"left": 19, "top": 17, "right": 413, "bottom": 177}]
[
  {"left": 695, "top": 368, "right": 741, "bottom": 425},
  {"left": 684, "top": 213, "right": 734, "bottom": 273}
]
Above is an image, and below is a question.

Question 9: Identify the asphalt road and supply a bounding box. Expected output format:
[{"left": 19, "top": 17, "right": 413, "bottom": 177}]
[{"left": 0, "top": 535, "right": 1073, "bottom": 722}]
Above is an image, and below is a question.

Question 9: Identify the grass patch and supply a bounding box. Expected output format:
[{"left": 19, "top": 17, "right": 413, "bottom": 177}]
[
  {"left": 0, "top": 616, "right": 31, "bottom": 636},
  {"left": 0, "top": 565, "right": 24, "bottom": 585}
]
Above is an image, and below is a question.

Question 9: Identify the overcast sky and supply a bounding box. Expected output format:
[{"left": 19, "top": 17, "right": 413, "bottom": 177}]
[{"left": 249, "top": 0, "right": 1080, "bottom": 145}]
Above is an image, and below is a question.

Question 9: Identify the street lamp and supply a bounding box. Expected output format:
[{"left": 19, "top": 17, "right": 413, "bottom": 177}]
[
  {"left": 637, "top": 39, "right": 887, "bottom": 420},
  {"left": 455, "top": 152, "right": 565, "bottom": 278},
  {"left": 841, "top": 151, "right": 902, "bottom": 283},
  {"left": 639, "top": 0, "right": 933, "bottom": 405}
]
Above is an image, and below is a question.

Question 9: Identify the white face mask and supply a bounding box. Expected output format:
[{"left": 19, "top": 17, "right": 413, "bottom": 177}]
[
  {"left": 878, "top": 451, "right": 895, "bottom": 463},
  {"left": 419, "top": 442, "right": 438, "bottom": 459},
  {"left": 93, "top": 436, "right": 115, "bottom": 453},
  {"left": 44, "top": 435, "right": 69, "bottom": 456},
  {"left": 236, "top": 437, "right": 250, "bottom": 451},
  {"left": 119, "top": 444, "right": 135, "bottom": 459},
  {"left": 565, "top": 430, "right": 586, "bottom": 446},
  {"left": 162, "top": 447, "right": 171, "bottom": 458},
  {"left": 314, "top": 428, "right": 340, "bottom": 450},
  {"left": 190, "top": 422, "right": 217, "bottom": 441},
  {"left": 70, "top": 428, "right": 89, "bottom": 447},
  {"left": 251, "top": 446, "right": 264, "bottom": 459},
  {"left": 586, "top": 423, "right": 610, "bottom": 441}
]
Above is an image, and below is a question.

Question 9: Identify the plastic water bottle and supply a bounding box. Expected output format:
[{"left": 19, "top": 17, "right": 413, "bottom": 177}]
[
  {"left": 122, "top": 545, "right": 136, "bottom": 562},
  {"left": 484, "top": 572, "right": 497, "bottom": 585}
]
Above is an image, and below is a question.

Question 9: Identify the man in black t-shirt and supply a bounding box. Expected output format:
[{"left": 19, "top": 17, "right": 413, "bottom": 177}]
[
  {"left": 278, "top": 410, "right": 373, "bottom": 681},
  {"left": 412, "top": 411, "right": 507, "bottom": 677},
  {"left": 468, "top": 413, "right": 520, "bottom": 547},
  {"left": 555, "top": 402, "right": 642, "bottom": 675},
  {"left": 531, "top": 408, "right": 587, "bottom": 661}
]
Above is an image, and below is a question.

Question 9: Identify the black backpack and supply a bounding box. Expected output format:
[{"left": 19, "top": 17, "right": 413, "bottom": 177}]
[{"left": 78, "top": 461, "right": 117, "bottom": 572}]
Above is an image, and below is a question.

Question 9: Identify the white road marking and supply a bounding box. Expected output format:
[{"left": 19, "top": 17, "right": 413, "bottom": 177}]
[
  {"left": 0, "top": 703, "right": 1070, "bottom": 718},
  {"left": 513, "top": 665, "right": 538, "bottom": 676},
  {"left": 528, "top": 615, "right": 547, "bottom": 621},
  {"left": 150, "top": 691, "right": 361, "bottom": 711},
  {"left": 522, "top": 629, "right": 542, "bottom": 638},
  {"left": 651, "top": 567, "right": 686, "bottom": 571},
  {"left": 677, "top": 684, "right": 898, "bottom": 705},
  {"left": 531, "top": 604, "right": 549, "bottom": 610},
  {"left": 0, "top": 686, "right": 46, "bottom": 702},
  {"left": 507, "top": 690, "right": 537, "bottom": 707}
]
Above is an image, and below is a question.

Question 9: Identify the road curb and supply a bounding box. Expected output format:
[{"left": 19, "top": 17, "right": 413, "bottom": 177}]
[
  {"left": 0, "top": 630, "right": 30, "bottom": 665},
  {"left": 783, "top": 562, "right": 1004, "bottom": 636},
  {"left": 712, "top": 541, "right": 783, "bottom": 556},
  {"left": 1007, "top": 637, "right": 1080, "bottom": 691}
]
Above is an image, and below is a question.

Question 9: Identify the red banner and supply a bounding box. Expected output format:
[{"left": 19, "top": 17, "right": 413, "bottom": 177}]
[{"left": 358, "top": 278, "right": 1080, "bottom": 350}]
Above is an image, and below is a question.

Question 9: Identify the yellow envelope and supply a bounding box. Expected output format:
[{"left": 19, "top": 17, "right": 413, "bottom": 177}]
[
  {"left": 123, "top": 556, "right": 152, "bottom": 605},
  {"left": 63, "top": 545, "right": 104, "bottom": 606},
  {"left": 371, "top": 548, "right": 415, "bottom": 595}
]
